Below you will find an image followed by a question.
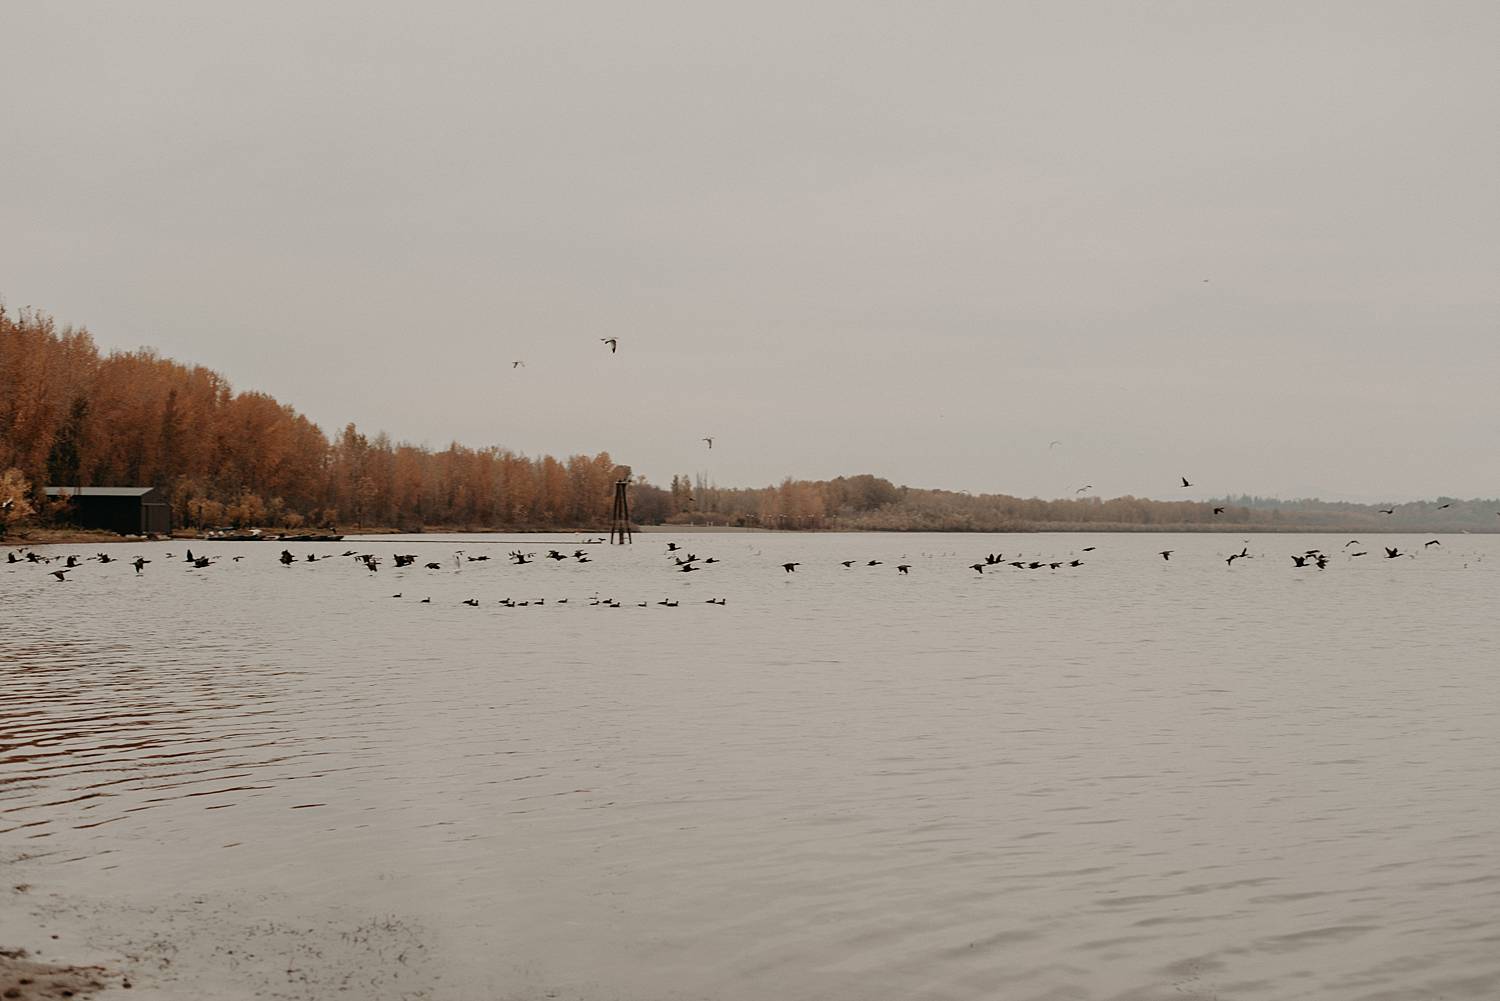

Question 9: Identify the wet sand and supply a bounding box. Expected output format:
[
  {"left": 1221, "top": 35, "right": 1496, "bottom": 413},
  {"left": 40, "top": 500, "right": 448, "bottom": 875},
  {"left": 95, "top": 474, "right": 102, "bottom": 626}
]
[{"left": 0, "top": 947, "right": 120, "bottom": 1000}]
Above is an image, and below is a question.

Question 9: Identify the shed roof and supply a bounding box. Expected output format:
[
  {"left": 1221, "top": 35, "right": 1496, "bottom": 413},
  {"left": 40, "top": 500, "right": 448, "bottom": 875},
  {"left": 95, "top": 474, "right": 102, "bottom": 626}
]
[{"left": 44, "top": 486, "right": 157, "bottom": 498}]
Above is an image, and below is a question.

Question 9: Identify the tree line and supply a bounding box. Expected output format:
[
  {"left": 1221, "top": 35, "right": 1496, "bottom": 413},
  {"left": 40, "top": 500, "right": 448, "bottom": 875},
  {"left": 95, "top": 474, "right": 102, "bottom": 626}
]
[
  {"left": 1, "top": 304, "right": 629, "bottom": 533},
  {"left": 4, "top": 301, "right": 1494, "bottom": 536}
]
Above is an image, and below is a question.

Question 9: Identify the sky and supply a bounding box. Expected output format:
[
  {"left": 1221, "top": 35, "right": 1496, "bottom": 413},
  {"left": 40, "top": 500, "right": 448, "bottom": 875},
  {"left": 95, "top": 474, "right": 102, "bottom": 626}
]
[{"left": 2, "top": 1, "right": 1496, "bottom": 503}]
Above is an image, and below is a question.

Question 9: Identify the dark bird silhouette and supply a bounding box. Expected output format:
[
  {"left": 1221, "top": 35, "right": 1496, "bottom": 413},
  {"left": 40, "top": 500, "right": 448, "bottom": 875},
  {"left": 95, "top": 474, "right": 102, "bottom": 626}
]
[
  {"left": 1350, "top": 551, "right": 1367, "bottom": 557},
  {"left": 1292, "top": 556, "right": 1308, "bottom": 567},
  {"left": 5, "top": 552, "right": 16, "bottom": 564},
  {"left": 1180, "top": 477, "right": 1192, "bottom": 488},
  {"left": 1385, "top": 547, "right": 1402, "bottom": 559},
  {"left": 512, "top": 360, "right": 524, "bottom": 368},
  {"left": 970, "top": 563, "right": 985, "bottom": 573},
  {"left": 600, "top": 337, "right": 618, "bottom": 353},
  {"left": 1343, "top": 540, "right": 1360, "bottom": 548},
  {"left": 133, "top": 557, "right": 149, "bottom": 574},
  {"left": 1315, "top": 555, "right": 1329, "bottom": 570},
  {"left": 1226, "top": 553, "right": 1242, "bottom": 566},
  {"left": 1069, "top": 560, "right": 1084, "bottom": 567},
  {"left": 424, "top": 562, "right": 441, "bottom": 570},
  {"left": 896, "top": 565, "right": 911, "bottom": 573},
  {"left": 1075, "top": 485, "right": 1093, "bottom": 493},
  {"left": 391, "top": 593, "right": 402, "bottom": 598},
  {"left": 679, "top": 563, "right": 701, "bottom": 572},
  {"left": 96, "top": 553, "right": 114, "bottom": 564},
  {"left": 192, "top": 556, "right": 212, "bottom": 568},
  {"left": 185, "top": 549, "right": 195, "bottom": 562},
  {"left": 50, "top": 568, "right": 73, "bottom": 581},
  {"left": 702, "top": 437, "right": 714, "bottom": 449},
  {"left": 1160, "top": 550, "right": 1173, "bottom": 561},
  {"left": 1379, "top": 508, "right": 1395, "bottom": 515},
  {"left": 1081, "top": 546, "right": 1096, "bottom": 552},
  {"left": 420, "top": 597, "right": 431, "bottom": 603},
  {"left": 666, "top": 542, "right": 680, "bottom": 552},
  {"left": 1425, "top": 539, "right": 1441, "bottom": 547},
  {"left": 463, "top": 598, "right": 479, "bottom": 606},
  {"left": 1437, "top": 503, "right": 1452, "bottom": 509},
  {"left": 1213, "top": 507, "right": 1225, "bottom": 515},
  {"left": 65, "top": 555, "right": 80, "bottom": 568},
  {"left": 280, "top": 550, "right": 294, "bottom": 565},
  {"left": 782, "top": 563, "right": 799, "bottom": 572},
  {"left": 841, "top": 560, "right": 855, "bottom": 568},
  {"left": 867, "top": 560, "right": 882, "bottom": 566}
]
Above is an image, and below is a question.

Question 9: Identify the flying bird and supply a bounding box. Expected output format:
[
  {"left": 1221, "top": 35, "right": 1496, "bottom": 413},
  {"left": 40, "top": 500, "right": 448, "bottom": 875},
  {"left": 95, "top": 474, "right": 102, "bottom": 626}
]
[
  {"left": 1425, "top": 539, "right": 1441, "bottom": 547},
  {"left": 1385, "top": 547, "right": 1402, "bottom": 559},
  {"left": 1437, "top": 502, "right": 1452, "bottom": 510},
  {"left": 1076, "top": 485, "right": 1093, "bottom": 493},
  {"left": 896, "top": 565, "right": 911, "bottom": 574},
  {"left": 1379, "top": 508, "right": 1395, "bottom": 515},
  {"left": 782, "top": 563, "right": 799, "bottom": 573},
  {"left": 512, "top": 360, "right": 524, "bottom": 369},
  {"left": 702, "top": 437, "right": 714, "bottom": 449},
  {"left": 1213, "top": 507, "right": 1225, "bottom": 515},
  {"left": 1159, "top": 550, "right": 1174, "bottom": 561},
  {"left": 1180, "top": 477, "right": 1192, "bottom": 488},
  {"left": 1049, "top": 440, "right": 1062, "bottom": 449},
  {"left": 600, "top": 338, "right": 618, "bottom": 353}
]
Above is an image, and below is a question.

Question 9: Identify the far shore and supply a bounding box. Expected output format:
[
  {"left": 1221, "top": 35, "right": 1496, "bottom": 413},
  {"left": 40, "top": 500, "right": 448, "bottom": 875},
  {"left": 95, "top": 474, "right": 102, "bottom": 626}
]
[{"left": 7, "top": 522, "right": 1494, "bottom": 547}]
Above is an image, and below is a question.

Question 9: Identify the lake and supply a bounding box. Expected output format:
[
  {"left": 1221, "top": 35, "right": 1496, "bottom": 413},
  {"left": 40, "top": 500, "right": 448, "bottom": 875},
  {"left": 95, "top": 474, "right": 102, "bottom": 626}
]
[{"left": 3, "top": 531, "right": 1498, "bottom": 1000}]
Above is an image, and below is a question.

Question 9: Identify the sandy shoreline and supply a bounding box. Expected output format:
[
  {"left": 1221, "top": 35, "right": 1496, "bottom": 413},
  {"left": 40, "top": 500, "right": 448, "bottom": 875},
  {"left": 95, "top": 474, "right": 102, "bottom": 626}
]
[{"left": 0, "top": 947, "right": 122, "bottom": 999}]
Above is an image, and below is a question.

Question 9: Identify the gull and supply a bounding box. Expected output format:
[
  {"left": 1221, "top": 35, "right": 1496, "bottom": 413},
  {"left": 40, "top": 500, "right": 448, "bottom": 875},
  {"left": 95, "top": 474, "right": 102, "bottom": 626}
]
[{"left": 600, "top": 337, "right": 618, "bottom": 353}]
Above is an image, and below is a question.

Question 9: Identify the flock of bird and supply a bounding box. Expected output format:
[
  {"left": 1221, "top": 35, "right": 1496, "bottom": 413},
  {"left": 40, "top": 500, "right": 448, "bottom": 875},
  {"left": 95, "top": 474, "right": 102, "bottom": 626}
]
[{"left": 6, "top": 527, "right": 1475, "bottom": 609}]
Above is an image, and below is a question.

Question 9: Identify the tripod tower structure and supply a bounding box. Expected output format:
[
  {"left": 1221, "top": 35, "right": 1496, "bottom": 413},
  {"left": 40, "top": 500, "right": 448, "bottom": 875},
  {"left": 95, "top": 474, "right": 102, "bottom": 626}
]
[{"left": 609, "top": 479, "right": 633, "bottom": 544}]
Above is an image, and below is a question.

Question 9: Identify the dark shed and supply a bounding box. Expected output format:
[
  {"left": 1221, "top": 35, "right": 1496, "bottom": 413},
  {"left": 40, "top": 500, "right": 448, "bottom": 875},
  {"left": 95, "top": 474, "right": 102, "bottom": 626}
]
[{"left": 44, "top": 486, "right": 172, "bottom": 536}]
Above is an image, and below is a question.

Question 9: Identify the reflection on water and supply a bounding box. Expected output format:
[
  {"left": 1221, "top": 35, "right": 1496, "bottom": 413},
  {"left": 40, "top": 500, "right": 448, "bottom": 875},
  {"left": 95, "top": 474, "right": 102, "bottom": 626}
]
[{"left": 3, "top": 532, "right": 1499, "bottom": 999}]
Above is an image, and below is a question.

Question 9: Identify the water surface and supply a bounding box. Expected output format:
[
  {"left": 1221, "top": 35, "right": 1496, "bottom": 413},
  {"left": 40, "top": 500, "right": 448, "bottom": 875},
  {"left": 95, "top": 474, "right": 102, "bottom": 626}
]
[{"left": 3, "top": 532, "right": 1498, "bottom": 1000}]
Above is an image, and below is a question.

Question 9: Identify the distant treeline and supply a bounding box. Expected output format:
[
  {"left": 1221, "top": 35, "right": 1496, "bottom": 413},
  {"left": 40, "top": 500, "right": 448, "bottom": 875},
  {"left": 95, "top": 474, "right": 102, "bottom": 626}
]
[
  {"left": 649, "top": 475, "right": 1500, "bottom": 533},
  {"left": 3, "top": 302, "right": 1495, "bottom": 536}
]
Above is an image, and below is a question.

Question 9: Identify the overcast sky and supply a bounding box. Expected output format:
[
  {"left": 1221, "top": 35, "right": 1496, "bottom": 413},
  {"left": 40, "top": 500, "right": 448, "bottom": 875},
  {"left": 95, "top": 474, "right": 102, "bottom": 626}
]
[{"left": 3, "top": 2, "right": 1496, "bottom": 502}]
